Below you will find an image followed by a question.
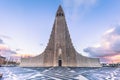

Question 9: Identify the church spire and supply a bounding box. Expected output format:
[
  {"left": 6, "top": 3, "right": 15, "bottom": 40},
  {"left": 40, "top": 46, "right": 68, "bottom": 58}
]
[{"left": 56, "top": 5, "right": 64, "bottom": 17}]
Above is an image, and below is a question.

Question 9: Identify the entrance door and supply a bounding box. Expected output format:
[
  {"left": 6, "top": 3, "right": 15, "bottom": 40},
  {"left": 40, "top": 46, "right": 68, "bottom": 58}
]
[{"left": 58, "top": 60, "right": 62, "bottom": 66}]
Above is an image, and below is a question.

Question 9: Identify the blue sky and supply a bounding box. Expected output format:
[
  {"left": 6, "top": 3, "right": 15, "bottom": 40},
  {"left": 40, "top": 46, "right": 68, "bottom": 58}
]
[{"left": 0, "top": 0, "right": 120, "bottom": 62}]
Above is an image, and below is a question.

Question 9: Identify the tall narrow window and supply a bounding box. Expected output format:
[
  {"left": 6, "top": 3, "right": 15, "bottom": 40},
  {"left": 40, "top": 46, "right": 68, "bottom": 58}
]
[{"left": 58, "top": 48, "right": 62, "bottom": 56}]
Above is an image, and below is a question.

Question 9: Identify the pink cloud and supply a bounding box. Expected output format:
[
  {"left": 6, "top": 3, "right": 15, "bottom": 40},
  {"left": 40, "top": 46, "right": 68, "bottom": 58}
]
[{"left": 84, "top": 25, "right": 120, "bottom": 58}]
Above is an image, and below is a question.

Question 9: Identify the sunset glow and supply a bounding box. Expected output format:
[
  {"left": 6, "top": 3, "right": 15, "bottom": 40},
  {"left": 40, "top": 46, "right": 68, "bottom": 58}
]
[{"left": 104, "top": 54, "right": 120, "bottom": 63}]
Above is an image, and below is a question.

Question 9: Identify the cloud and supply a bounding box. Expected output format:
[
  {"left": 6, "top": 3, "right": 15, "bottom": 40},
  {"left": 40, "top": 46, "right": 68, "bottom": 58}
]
[
  {"left": 0, "top": 35, "right": 20, "bottom": 60},
  {"left": 0, "top": 35, "right": 11, "bottom": 44},
  {"left": 0, "top": 45, "right": 16, "bottom": 57},
  {"left": 15, "top": 48, "right": 23, "bottom": 51},
  {"left": 0, "top": 38, "right": 4, "bottom": 44},
  {"left": 40, "top": 43, "right": 44, "bottom": 46},
  {"left": 0, "top": 39, "right": 17, "bottom": 59},
  {"left": 84, "top": 25, "right": 120, "bottom": 57},
  {"left": 84, "top": 47, "right": 114, "bottom": 57},
  {"left": 0, "top": 35, "right": 11, "bottom": 39},
  {"left": 100, "top": 54, "right": 120, "bottom": 63},
  {"left": 61, "top": 0, "right": 97, "bottom": 21}
]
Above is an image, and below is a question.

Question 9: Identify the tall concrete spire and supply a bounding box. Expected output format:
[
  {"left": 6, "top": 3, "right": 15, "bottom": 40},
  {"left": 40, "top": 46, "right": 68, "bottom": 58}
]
[
  {"left": 43, "top": 5, "right": 77, "bottom": 66},
  {"left": 20, "top": 5, "right": 101, "bottom": 67},
  {"left": 57, "top": 5, "right": 63, "bottom": 13}
]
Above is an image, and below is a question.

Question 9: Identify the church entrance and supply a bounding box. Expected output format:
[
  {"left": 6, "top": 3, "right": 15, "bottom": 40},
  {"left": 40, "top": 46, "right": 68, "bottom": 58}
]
[{"left": 58, "top": 60, "right": 62, "bottom": 66}]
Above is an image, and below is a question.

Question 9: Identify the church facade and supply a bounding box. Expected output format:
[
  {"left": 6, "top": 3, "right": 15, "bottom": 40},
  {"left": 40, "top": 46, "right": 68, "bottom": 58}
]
[{"left": 20, "top": 5, "right": 101, "bottom": 67}]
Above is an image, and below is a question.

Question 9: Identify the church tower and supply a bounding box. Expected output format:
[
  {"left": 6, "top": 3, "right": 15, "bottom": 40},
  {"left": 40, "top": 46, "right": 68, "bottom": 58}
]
[
  {"left": 20, "top": 5, "right": 101, "bottom": 67},
  {"left": 43, "top": 5, "right": 77, "bottom": 66}
]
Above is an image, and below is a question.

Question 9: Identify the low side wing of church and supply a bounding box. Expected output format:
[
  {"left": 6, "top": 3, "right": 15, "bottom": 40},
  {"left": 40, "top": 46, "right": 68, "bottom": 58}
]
[{"left": 20, "top": 5, "right": 101, "bottom": 67}]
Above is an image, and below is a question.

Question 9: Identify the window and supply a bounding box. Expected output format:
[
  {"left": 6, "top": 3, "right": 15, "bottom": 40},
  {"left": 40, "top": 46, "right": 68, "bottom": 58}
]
[{"left": 57, "top": 13, "right": 64, "bottom": 16}]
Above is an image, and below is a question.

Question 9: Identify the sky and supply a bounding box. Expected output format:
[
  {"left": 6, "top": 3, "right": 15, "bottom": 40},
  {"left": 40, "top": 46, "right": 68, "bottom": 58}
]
[{"left": 0, "top": 0, "right": 120, "bottom": 63}]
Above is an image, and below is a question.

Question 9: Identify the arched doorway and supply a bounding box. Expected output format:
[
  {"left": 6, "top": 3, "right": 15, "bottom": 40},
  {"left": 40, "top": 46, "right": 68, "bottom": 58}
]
[{"left": 58, "top": 59, "right": 62, "bottom": 66}]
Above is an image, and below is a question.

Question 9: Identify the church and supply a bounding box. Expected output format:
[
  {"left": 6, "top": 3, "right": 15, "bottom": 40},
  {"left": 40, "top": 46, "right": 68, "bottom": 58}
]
[{"left": 20, "top": 5, "right": 101, "bottom": 67}]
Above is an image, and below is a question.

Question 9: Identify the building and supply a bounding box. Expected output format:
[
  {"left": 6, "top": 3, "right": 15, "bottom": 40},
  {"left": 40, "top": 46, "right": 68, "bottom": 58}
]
[
  {"left": 0, "top": 55, "right": 5, "bottom": 65},
  {"left": 20, "top": 5, "right": 101, "bottom": 67}
]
